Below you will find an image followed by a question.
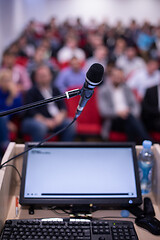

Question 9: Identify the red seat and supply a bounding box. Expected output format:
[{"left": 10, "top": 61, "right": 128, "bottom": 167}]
[
  {"left": 56, "top": 60, "right": 86, "bottom": 70},
  {"left": 23, "top": 134, "right": 59, "bottom": 142},
  {"left": 109, "top": 131, "right": 127, "bottom": 142},
  {"left": 9, "top": 118, "right": 21, "bottom": 141},
  {"left": 9, "top": 132, "right": 17, "bottom": 142},
  {"left": 109, "top": 131, "right": 160, "bottom": 143},
  {"left": 66, "top": 87, "right": 102, "bottom": 136},
  {"left": 15, "top": 57, "right": 28, "bottom": 67},
  {"left": 150, "top": 132, "right": 160, "bottom": 143}
]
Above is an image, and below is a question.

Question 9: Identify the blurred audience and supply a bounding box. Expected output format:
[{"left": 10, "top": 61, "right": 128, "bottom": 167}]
[
  {"left": 137, "top": 22, "right": 155, "bottom": 59},
  {"left": 98, "top": 67, "right": 150, "bottom": 143},
  {"left": 85, "top": 45, "right": 108, "bottom": 71},
  {"left": 116, "top": 44, "right": 145, "bottom": 78},
  {"left": 104, "top": 28, "right": 116, "bottom": 53},
  {"left": 55, "top": 57, "right": 85, "bottom": 93},
  {"left": 21, "top": 65, "right": 75, "bottom": 141},
  {"left": 150, "top": 27, "right": 160, "bottom": 60},
  {"left": 1, "top": 50, "right": 32, "bottom": 93},
  {"left": 0, "top": 17, "right": 160, "bottom": 145},
  {"left": 109, "top": 38, "right": 126, "bottom": 62},
  {"left": 42, "top": 25, "right": 62, "bottom": 58},
  {"left": 0, "top": 69, "right": 22, "bottom": 157},
  {"left": 27, "top": 46, "right": 58, "bottom": 81},
  {"left": 127, "top": 58, "right": 160, "bottom": 101},
  {"left": 16, "top": 34, "right": 36, "bottom": 58},
  {"left": 57, "top": 35, "right": 86, "bottom": 65},
  {"left": 84, "top": 33, "right": 104, "bottom": 58},
  {"left": 125, "top": 19, "right": 139, "bottom": 45}
]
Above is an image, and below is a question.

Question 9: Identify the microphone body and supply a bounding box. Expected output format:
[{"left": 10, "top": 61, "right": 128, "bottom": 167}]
[{"left": 75, "top": 63, "right": 104, "bottom": 119}]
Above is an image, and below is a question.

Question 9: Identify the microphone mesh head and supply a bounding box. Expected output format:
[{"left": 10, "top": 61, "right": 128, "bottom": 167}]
[{"left": 86, "top": 63, "right": 104, "bottom": 85}]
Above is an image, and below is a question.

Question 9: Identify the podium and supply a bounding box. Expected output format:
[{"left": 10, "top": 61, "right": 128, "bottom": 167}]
[{"left": 0, "top": 142, "right": 160, "bottom": 239}]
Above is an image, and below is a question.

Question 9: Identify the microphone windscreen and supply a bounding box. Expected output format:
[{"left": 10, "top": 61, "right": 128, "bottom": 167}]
[{"left": 86, "top": 63, "right": 104, "bottom": 85}]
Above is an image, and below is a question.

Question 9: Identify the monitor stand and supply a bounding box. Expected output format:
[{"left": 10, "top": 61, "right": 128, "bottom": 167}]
[
  {"left": 127, "top": 205, "right": 144, "bottom": 218},
  {"left": 127, "top": 197, "right": 155, "bottom": 218},
  {"left": 29, "top": 205, "right": 35, "bottom": 215},
  {"left": 69, "top": 205, "right": 97, "bottom": 218},
  {"left": 28, "top": 204, "right": 98, "bottom": 217}
]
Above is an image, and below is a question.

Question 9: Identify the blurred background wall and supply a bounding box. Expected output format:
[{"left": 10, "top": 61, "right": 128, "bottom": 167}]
[{"left": 0, "top": 0, "right": 160, "bottom": 58}]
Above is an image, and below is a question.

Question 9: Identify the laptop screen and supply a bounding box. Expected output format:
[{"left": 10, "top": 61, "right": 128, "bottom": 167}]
[{"left": 20, "top": 142, "right": 142, "bottom": 207}]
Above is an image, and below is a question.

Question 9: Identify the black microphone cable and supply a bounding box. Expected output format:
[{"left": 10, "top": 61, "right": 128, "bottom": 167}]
[
  {"left": 0, "top": 117, "right": 76, "bottom": 170},
  {"left": 1, "top": 164, "right": 22, "bottom": 181}
]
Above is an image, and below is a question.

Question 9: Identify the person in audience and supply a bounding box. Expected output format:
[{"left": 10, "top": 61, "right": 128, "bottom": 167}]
[
  {"left": 127, "top": 58, "right": 160, "bottom": 101},
  {"left": 0, "top": 69, "right": 22, "bottom": 157},
  {"left": 150, "top": 27, "right": 160, "bottom": 60},
  {"left": 16, "top": 34, "right": 35, "bottom": 58},
  {"left": 27, "top": 46, "right": 58, "bottom": 82},
  {"left": 57, "top": 35, "right": 86, "bottom": 65},
  {"left": 8, "top": 41, "right": 19, "bottom": 56},
  {"left": 38, "top": 38, "right": 52, "bottom": 59},
  {"left": 116, "top": 44, "right": 145, "bottom": 79},
  {"left": 141, "top": 83, "right": 160, "bottom": 132},
  {"left": 55, "top": 56, "right": 85, "bottom": 93},
  {"left": 85, "top": 45, "right": 108, "bottom": 71},
  {"left": 21, "top": 65, "right": 75, "bottom": 141},
  {"left": 23, "top": 20, "right": 40, "bottom": 45},
  {"left": 109, "top": 38, "right": 126, "bottom": 63},
  {"left": 125, "top": 19, "right": 139, "bottom": 45},
  {"left": 1, "top": 50, "right": 32, "bottom": 93},
  {"left": 104, "top": 28, "right": 117, "bottom": 53},
  {"left": 43, "top": 25, "right": 62, "bottom": 58},
  {"left": 98, "top": 67, "right": 150, "bottom": 143},
  {"left": 136, "top": 23, "right": 155, "bottom": 59},
  {"left": 115, "top": 20, "right": 125, "bottom": 37},
  {"left": 84, "top": 33, "right": 104, "bottom": 58}
]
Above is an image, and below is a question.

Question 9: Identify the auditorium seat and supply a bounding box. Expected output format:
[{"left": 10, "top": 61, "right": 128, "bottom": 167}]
[
  {"left": 108, "top": 131, "right": 127, "bottom": 142},
  {"left": 150, "top": 132, "right": 160, "bottom": 143},
  {"left": 9, "top": 118, "right": 21, "bottom": 142},
  {"left": 55, "top": 60, "right": 86, "bottom": 70},
  {"left": 15, "top": 56, "right": 28, "bottom": 67},
  {"left": 9, "top": 131, "right": 17, "bottom": 142},
  {"left": 65, "top": 87, "right": 102, "bottom": 137},
  {"left": 23, "top": 134, "right": 59, "bottom": 142},
  {"left": 108, "top": 131, "right": 160, "bottom": 143}
]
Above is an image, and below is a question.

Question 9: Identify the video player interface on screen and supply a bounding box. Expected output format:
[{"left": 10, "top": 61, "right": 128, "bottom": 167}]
[{"left": 24, "top": 147, "right": 137, "bottom": 199}]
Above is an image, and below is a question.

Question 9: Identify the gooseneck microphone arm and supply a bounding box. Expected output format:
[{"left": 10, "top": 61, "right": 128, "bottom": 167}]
[
  {"left": 0, "top": 88, "right": 81, "bottom": 118},
  {"left": 0, "top": 63, "right": 104, "bottom": 119}
]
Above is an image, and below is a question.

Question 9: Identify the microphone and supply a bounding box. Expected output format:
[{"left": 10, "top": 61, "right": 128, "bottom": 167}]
[{"left": 75, "top": 63, "right": 104, "bottom": 119}]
